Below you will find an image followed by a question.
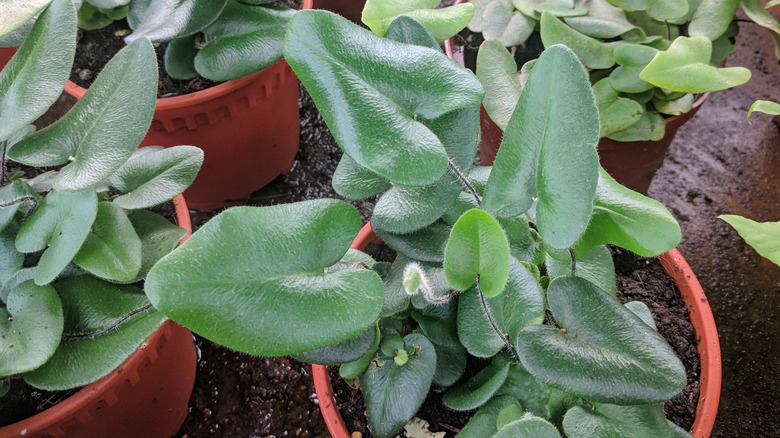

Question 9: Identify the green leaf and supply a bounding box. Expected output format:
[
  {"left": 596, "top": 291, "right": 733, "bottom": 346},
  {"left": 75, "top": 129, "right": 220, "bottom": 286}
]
[
  {"left": 0, "top": 179, "right": 39, "bottom": 232},
  {"left": 194, "top": 4, "right": 293, "bottom": 81},
  {"left": 483, "top": 45, "right": 599, "bottom": 250},
  {"left": 653, "top": 93, "right": 694, "bottom": 116},
  {"left": 516, "top": 276, "right": 686, "bottom": 404},
  {"left": 513, "top": 0, "right": 587, "bottom": 17},
  {"left": 125, "top": 0, "right": 228, "bottom": 43},
  {"left": 742, "top": 0, "right": 780, "bottom": 61},
  {"left": 360, "top": 333, "right": 437, "bottom": 438},
  {"left": 546, "top": 245, "right": 616, "bottom": 296},
  {"left": 373, "top": 221, "right": 450, "bottom": 263},
  {"left": 539, "top": 12, "right": 615, "bottom": 69},
  {"left": 477, "top": 39, "right": 525, "bottom": 131},
  {"left": 23, "top": 276, "right": 166, "bottom": 390},
  {"left": 720, "top": 215, "right": 780, "bottom": 266},
  {"left": 457, "top": 395, "right": 523, "bottom": 438},
  {"left": 72, "top": 202, "right": 142, "bottom": 282},
  {"left": 110, "top": 146, "right": 204, "bottom": 210},
  {"left": 639, "top": 36, "right": 751, "bottom": 93},
  {"left": 562, "top": 403, "right": 678, "bottom": 438},
  {"left": 0, "top": 0, "right": 52, "bottom": 37},
  {"left": 412, "top": 301, "right": 459, "bottom": 348},
  {"left": 443, "top": 354, "right": 511, "bottom": 410},
  {"left": 332, "top": 154, "right": 390, "bottom": 201},
  {"left": 609, "top": 44, "right": 658, "bottom": 93},
  {"left": 606, "top": 0, "right": 689, "bottom": 20},
  {"left": 0, "top": 280, "right": 63, "bottom": 376},
  {"left": 284, "top": 10, "right": 483, "bottom": 187},
  {"left": 575, "top": 168, "right": 681, "bottom": 257},
  {"left": 362, "top": 0, "right": 475, "bottom": 42},
  {"left": 164, "top": 35, "right": 199, "bottom": 80},
  {"left": 8, "top": 38, "right": 158, "bottom": 192},
  {"left": 87, "top": 0, "right": 131, "bottom": 8},
  {"left": 496, "top": 363, "right": 554, "bottom": 418},
  {"left": 0, "top": 222, "right": 23, "bottom": 287},
  {"left": 496, "top": 404, "right": 526, "bottom": 429},
  {"left": 339, "top": 323, "right": 381, "bottom": 379},
  {"left": 444, "top": 209, "right": 511, "bottom": 296},
  {"left": 747, "top": 100, "right": 780, "bottom": 124},
  {"left": 15, "top": 189, "right": 98, "bottom": 285},
  {"left": 385, "top": 14, "right": 441, "bottom": 49},
  {"left": 494, "top": 416, "right": 562, "bottom": 438},
  {"left": 457, "top": 259, "right": 545, "bottom": 357},
  {"left": 592, "top": 78, "right": 643, "bottom": 137},
  {"left": 0, "top": 0, "right": 75, "bottom": 142},
  {"left": 146, "top": 199, "right": 385, "bottom": 356},
  {"left": 431, "top": 343, "right": 466, "bottom": 386},
  {"left": 606, "top": 108, "right": 665, "bottom": 141},
  {"left": 483, "top": 0, "right": 536, "bottom": 46},
  {"left": 78, "top": 3, "right": 129, "bottom": 30},
  {"left": 123, "top": 209, "right": 188, "bottom": 283},
  {"left": 688, "top": 0, "right": 739, "bottom": 40},
  {"left": 468, "top": 0, "right": 495, "bottom": 32},
  {"left": 292, "top": 324, "right": 378, "bottom": 366},
  {"left": 564, "top": 0, "right": 637, "bottom": 38}
]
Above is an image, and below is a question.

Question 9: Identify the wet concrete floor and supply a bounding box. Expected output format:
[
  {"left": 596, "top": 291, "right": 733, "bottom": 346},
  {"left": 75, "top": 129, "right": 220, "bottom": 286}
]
[{"left": 648, "top": 19, "right": 780, "bottom": 436}]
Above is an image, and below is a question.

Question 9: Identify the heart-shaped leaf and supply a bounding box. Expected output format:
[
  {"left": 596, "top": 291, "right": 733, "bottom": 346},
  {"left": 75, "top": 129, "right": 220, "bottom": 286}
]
[
  {"left": 592, "top": 78, "right": 643, "bottom": 137},
  {"left": 125, "top": 0, "right": 228, "bottom": 43},
  {"left": 15, "top": 188, "right": 98, "bottom": 286},
  {"left": 540, "top": 12, "right": 615, "bottom": 69},
  {"left": 477, "top": 39, "right": 525, "bottom": 131},
  {"left": 483, "top": 0, "right": 536, "bottom": 46},
  {"left": 0, "top": 0, "right": 75, "bottom": 142},
  {"left": 110, "top": 146, "right": 204, "bottom": 210},
  {"left": 362, "top": 0, "right": 475, "bottom": 42},
  {"left": 495, "top": 416, "right": 563, "bottom": 438},
  {"left": 575, "top": 168, "right": 681, "bottom": 257},
  {"left": 163, "top": 34, "right": 199, "bottom": 80},
  {"left": 606, "top": 108, "right": 665, "bottom": 141},
  {"left": 606, "top": 0, "right": 688, "bottom": 21},
  {"left": 443, "top": 354, "right": 512, "bottom": 410},
  {"left": 564, "top": 0, "right": 636, "bottom": 38},
  {"left": 194, "top": 4, "right": 293, "bottom": 81},
  {"left": 23, "top": 276, "right": 166, "bottom": 390},
  {"left": 516, "top": 276, "right": 687, "bottom": 404},
  {"left": 385, "top": 14, "right": 441, "bottom": 49},
  {"left": 457, "top": 395, "right": 523, "bottom": 438},
  {"left": 8, "top": 38, "right": 158, "bottom": 192},
  {"left": 72, "top": 202, "right": 142, "bottom": 282},
  {"left": 122, "top": 209, "right": 188, "bottom": 283},
  {"left": 483, "top": 44, "right": 599, "bottom": 250},
  {"left": 444, "top": 209, "right": 511, "bottom": 297},
  {"left": 640, "top": 36, "right": 751, "bottom": 93},
  {"left": 513, "top": 0, "right": 587, "bottom": 17},
  {"left": 653, "top": 93, "right": 693, "bottom": 116},
  {"left": 458, "top": 258, "right": 545, "bottom": 357},
  {"left": 546, "top": 245, "right": 616, "bottom": 296},
  {"left": 360, "top": 333, "right": 437, "bottom": 438},
  {"left": 468, "top": 0, "right": 495, "bottom": 32},
  {"left": 332, "top": 154, "right": 390, "bottom": 201},
  {"left": 0, "top": 280, "right": 63, "bottom": 376},
  {"left": 687, "top": 0, "right": 739, "bottom": 40},
  {"left": 609, "top": 44, "right": 657, "bottom": 93},
  {"left": 373, "top": 220, "right": 451, "bottom": 263},
  {"left": 0, "top": 222, "right": 23, "bottom": 288},
  {"left": 146, "top": 199, "right": 385, "bottom": 356},
  {"left": 284, "top": 10, "right": 483, "bottom": 187},
  {"left": 721, "top": 215, "right": 780, "bottom": 265},
  {"left": 292, "top": 324, "right": 378, "bottom": 366},
  {"left": 562, "top": 403, "right": 678, "bottom": 438}
]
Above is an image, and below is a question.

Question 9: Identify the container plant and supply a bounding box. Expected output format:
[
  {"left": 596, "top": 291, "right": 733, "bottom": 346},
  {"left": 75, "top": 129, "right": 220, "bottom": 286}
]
[
  {"left": 0, "top": 0, "right": 204, "bottom": 434},
  {"left": 60, "top": 0, "right": 301, "bottom": 210},
  {"left": 144, "top": 10, "right": 716, "bottom": 437},
  {"left": 445, "top": 0, "right": 753, "bottom": 193}
]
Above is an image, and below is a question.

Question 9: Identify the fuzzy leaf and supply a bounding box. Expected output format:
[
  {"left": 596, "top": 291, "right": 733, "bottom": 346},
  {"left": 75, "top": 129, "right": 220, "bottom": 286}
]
[
  {"left": 0, "top": 0, "right": 51, "bottom": 37},
  {"left": 164, "top": 35, "right": 198, "bottom": 80},
  {"left": 495, "top": 416, "right": 562, "bottom": 437},
  {"left": 362, "top": 0, "right": 475, "bottom": 42},
  {"left": 443, "top": 354, "right": 511, "bottom": 410},
  {"left": 720, "top": 215, "right": 780, "bottom": 266},
  {"left": 539, "top": 12, "right": 614, "bottom": 69},
  {"left": 477, "top": 39, "right": 525, "bottom": 131},
  {"left": 687, "top": 0, "right": 739, "bottom": 40},
  {"left": 483, "top": 0, "right": 536, "bottom": 46},
  {"left": 72, "top": 202, "right": 142, "bottom": 282},
  {"left": 606, "top": 109, "right": 665, "bottom": 141},
  {"left": 373, "top": 221, "right": 451, "bottom": 263},
  {"left": 146, "top": 199, "right": 385, "bottom": 356},
  {"left": 747, "top": 100, "right": 780, "bottom": 124},
  {"left": 457, "top": 395, "right": 523, "bottom": 438},
  {"left": 564, "top": 0, "right": 636, "bottom": 38},
  {"left": 122, "top": 209, "right": 188, "bottom": 283},
  {"left": 125, "top": 0, "right": 228, "bottom": 43},
  {"left": 562, "top": 403, "right": 679, "bottom": 437}
]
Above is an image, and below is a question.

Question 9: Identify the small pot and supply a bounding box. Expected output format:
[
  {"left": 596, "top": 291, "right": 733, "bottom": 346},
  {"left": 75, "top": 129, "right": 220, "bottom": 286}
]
[
  {"left": 0, "top": 195, "right": 197, "bottom": 438},
  {"left": 312, "top": 223, "right": 721, "bottom": 438},
  {"left": 303, "top": 0, "right": 365, "bottom": 22},
  {"left": 65, "top": 58, "right": 300, "bottom": 210}
]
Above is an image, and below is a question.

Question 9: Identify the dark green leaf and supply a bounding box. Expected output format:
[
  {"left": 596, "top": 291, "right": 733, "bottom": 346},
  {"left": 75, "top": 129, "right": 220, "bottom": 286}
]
[
  {"left": 457, "top": 395, "right": 523, "bottom": 438},
  {"left": 494, "top": 416, "right": 562, "bottom": 437},
  {"left": 373, "top": 220, "right": 450, "bottom": 263},
  {"left": 539, "top": 12, "right": 614, "bottom": 69},
  {"left": 362, "top": 0, "right": 475, "bottom": 42},
  {"left": 562, "top": 403, "right": 678, "bottom": 437},
  {"left": 293, "top": 324, "right": 378, "bottom": 366},
  {"left": 164, "top": 35, "right": 199, "bottom": 80},
  {"left": 123, "top": 209, "right": 188, "bottom": 283},
  {"left": 385, "top": 15, "right": 440, "bottom": 49},
  {"left": 72, "top": 202, "right": 141, "bottom": 282},
  {"left": 125, "top": 0, "right": 228, "bottom": 43},
  {"left": 443, "top": 354, "right": 511, "bottom": 410},
  {"left": 332, "top": 154, "right": 390, "bottom": 201}
]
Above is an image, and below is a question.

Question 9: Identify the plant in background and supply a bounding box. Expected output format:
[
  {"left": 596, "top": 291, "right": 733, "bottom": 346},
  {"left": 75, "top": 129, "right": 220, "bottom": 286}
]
[
  {"left": 467, "top": 0, "right": 752, "bottom": 141},
  {"left": 0, "top": 0, "right": 202, "bottom": 400},
  {"left": 146, "top": 10, "right": 695, "bottom": 437},
  {"left": 361, "top": 0, "right": 475, "bottom": 42}
]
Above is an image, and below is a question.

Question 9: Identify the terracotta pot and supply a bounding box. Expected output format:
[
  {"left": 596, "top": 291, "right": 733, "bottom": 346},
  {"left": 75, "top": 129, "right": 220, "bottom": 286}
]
[
  {"left": 0, "top": 195, "right": 197, "bottom": 438},
  {"left": 312, "top": 224, "right": 721, "bottom": 438},
  {"left": 0, "top": 47, "right": 16, "bottom": 70},
  {"left": 64, "top": 58, "right": 300, "bottom": 210},
  {"left": 303, "top": 0, "right": 365, "bottom": 22}
]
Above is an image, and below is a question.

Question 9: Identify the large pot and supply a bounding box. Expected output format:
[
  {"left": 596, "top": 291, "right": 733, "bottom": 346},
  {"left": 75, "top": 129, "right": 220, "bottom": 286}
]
[
  {"left": 0, "top": 47, "right": 16, "bottom": 70},
  {"left": 65, "top": 57, "right": 300, "bottom": 210},
  {"left": 0, "top": 195, "right": 197, "bottom": 438},
  {"left": 303, "top": 0, "right": 364, "bottom": 22},
  {"left": 312, "top": 223, "right": 722, "bottom": 438}
]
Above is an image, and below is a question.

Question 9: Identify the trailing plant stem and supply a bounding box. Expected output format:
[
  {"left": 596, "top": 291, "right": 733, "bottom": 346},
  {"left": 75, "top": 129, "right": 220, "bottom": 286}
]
[
  {"left": 477, "top": 276, "right": 521, "bottom": 362},
  {"left": 1, "top": 139, "right": 7, "bottom": 185},
  {"left": 0, "top": 195, "right": 37, "bottom": 209},
  {"left": 62, "top": 304, "right": 154, "bottom": 341},
  {"left": 448, "top": 158, "right": 481, "bottom": 206}
]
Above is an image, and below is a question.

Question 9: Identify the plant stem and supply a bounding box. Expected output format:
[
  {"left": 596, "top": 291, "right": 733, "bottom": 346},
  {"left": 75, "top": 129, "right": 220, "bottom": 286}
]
[
  {"left": 62, "top": 304, "right": 154, "bottom": 341},
  {"left": 569, "top": 248, "right": 576, "bottom": 276},
  {"left": 447, "top": 158, "right": 481, "bottom": 206},
  {"left": 477, "top": 276, "right": 522, "bottom": 363},
  {"left": 0, "top": 195, "right": 37, "bottom": 209},
  {"left": 1, "top": 139, "right": 7, "bottom": 185}
]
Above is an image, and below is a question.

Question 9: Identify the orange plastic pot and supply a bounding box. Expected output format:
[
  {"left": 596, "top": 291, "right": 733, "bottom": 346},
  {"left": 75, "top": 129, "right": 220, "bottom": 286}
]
[
  {"left": 303, "top": 0, "right": 364, "bottom": 22},
  {"left": 312, "top": 224, "right": 721, "bottom": 438},
  {"left": 0, "top": 195, "right": 197, "bottom": 438},
  {"left": 64, "top": 58, "right": 300, "bottom": 210},
  {"left": 0, "top": 47, "right": 16, "bottom": 70}
]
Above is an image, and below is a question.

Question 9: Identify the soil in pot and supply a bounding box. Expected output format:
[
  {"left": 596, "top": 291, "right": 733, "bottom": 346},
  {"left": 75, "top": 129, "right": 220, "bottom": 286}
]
[{"left": 329, "top": 245, "right": 700, "bottom": 437}]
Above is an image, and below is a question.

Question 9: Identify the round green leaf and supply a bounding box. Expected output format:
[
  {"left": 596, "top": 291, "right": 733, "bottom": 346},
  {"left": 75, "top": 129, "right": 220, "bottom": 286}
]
[
  {"left": 444, "top": 209, "right": 511, "bottom": 297},
  {"left": 592, "top": 78, "right": 643, "bottom": 137},
  {"left": 0, "top": 280, "right": 63, "bottom": 376},
  {"left": 687, "top": 0, "right": 739, "bottom": 40},
  {"left": 146, "top": 199, "right": 385, "bottom": 356},
  {"left": 73, "top": 202, "right": 142, "bottom": 282}
]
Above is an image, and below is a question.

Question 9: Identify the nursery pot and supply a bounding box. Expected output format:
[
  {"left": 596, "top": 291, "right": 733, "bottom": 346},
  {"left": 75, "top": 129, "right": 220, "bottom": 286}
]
[
  {"left": 0, "top": 195, "right": 197, "bottom": 438},
  {"left": 312, "top": 224, "right": 722, "bottom": 438},
  {"left": 64, "top": 58, "right": 300, "bottom": 210},
  {"left": 303, "top": 0, "right": 365, "bottom": 22},
  {"left": 0, "top": 47, "right": 16, "bottom": 70}
]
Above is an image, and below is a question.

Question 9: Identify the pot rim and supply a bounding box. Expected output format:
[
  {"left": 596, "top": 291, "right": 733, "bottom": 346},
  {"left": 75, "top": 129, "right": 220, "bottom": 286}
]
[{"left": 313, "top": 223, "right": 721, "bottom": 438}]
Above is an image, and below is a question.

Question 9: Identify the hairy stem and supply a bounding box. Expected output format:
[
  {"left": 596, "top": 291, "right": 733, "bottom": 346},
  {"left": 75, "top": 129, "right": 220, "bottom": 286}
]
[
  {"left": 477, "top": 276, "right": 522, "bottom": 362},
  {"left": 569, "top": 248, "right": 576, "bottom": 276},
  {"left": 448, "top": 158, "right": 481, "bottom": 206},
  {"left": 1, "top": 139, "right": 7, "bottom": 185},
  {"left": 62, "top": 304, "right": 154, "bottom": 341},
  {"left": 0, "top": 195, "right": 37, "bottom": 209}
]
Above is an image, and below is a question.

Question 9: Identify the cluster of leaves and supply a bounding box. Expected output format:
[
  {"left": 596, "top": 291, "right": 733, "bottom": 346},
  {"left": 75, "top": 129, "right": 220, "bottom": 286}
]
[
  {"left": 146, "top": 9, "right": 693, "bottom": 438},
  {"left": 469, "top": 0, "right": 752, "bottom": 141},
  {"left": 0, "top": 0, "right": 202, "bottom": 396}
]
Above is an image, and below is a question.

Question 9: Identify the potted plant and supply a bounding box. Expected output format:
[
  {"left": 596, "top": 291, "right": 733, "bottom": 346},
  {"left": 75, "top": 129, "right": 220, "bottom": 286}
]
[
  {"left": 305, "top": 0, "right": 475, "bottom": 31},
  {"left": 444, "top": 0, "right": 752, "bottom": 194},
  {"left": 0, "top": 1, "right": 204, "bottom": 434},
  {"left": 60, "top": 0, "right": 301, "bottom": 210},
  {"left": 144, "top": 10, "right": 718, "bottom": 437}
]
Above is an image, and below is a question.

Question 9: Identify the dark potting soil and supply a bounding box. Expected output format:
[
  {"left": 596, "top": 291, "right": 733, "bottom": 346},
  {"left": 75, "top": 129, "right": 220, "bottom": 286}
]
[
  {"left": 329, "top": 248, "right": 700, "bottom": 437},
  {"left": 70, "top": 0, "right": 303, "bottom": 98}
]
